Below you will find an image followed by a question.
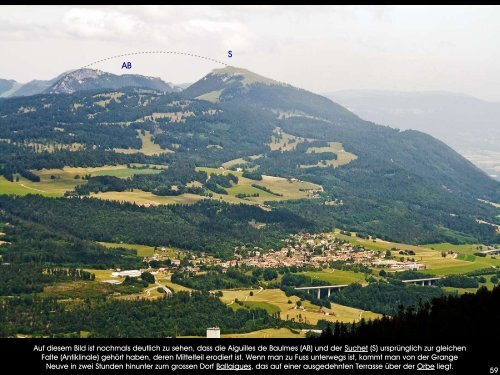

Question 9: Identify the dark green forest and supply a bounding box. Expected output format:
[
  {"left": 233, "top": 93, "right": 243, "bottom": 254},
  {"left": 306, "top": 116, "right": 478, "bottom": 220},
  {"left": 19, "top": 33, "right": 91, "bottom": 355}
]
[
  {"left": 171, "top": 269, "right": 258, "bottom": 290},
  {"left": 0, "top": 292, "right": 281, "bottom": 338},
  {"left": 0, "top": 195, "right": 314, "bottom": 259},
  {"left": 328, "top": 282, "right": 447, "bottom": 315}
]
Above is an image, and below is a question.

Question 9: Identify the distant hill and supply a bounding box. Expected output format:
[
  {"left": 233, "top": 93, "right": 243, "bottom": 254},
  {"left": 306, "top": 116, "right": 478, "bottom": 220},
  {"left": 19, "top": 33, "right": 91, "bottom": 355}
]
[
  {"left": 0, "top": 79, "right": 22, "bottom": 97},
  {"left": 45, "top": 69, "right": 179, "bottom": 94},
  {"left": 4, "top": 69, "right": 180, "bottom": 97},
  {"left": 9, "top": 72, "right": 69, "bottom": 97},
  {"left": 325, "top": 90, "right": 500, "bottom": 179}
]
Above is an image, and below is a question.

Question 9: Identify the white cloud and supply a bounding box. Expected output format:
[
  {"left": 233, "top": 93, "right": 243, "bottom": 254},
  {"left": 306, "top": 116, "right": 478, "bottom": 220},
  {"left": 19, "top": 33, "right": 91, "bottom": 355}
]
[{"left": 62, "top": 8, "right": 144, "bottom": 39}]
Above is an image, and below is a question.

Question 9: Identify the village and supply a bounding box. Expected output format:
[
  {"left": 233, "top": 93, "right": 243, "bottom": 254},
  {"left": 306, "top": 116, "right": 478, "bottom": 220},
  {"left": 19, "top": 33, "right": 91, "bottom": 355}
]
[
  {"left": 138, "top": 232, "right": 426, "bottom": 276},
  {"left": 233, "top": 233, "right": 425, "bottom": 271}
]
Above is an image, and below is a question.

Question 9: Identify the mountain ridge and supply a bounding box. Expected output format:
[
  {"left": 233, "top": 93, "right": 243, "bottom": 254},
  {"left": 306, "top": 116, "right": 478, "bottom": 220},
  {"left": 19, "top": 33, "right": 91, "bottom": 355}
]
[
  {"left": 45, "top": 68, "right": 179, "bottom": 94},
  {"left": 2, "top": 69, "right": 181, "bottom": 97}
]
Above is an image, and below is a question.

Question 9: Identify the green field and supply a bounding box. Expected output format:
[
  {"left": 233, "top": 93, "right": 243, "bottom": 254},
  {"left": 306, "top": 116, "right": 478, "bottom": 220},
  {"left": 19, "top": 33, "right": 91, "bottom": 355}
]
[
  {"left": 0, "top": 176, "right": 60, "bottom": 197},
  {"left": 300, "top": 269, "right": 367, "bottom": 285},
  {"left": 92, "top": 168, "right": 163, "bottom": 178},
  {"left": 457, "top": 253, "right": 476, "bottom": 262},
  {"left": 222, "top": 328, "right": 306, "bottom": 338},
  {"left": 162, "top": 279, "right": 193, "bottom": 293},
  {"left": 423, "top": 243, "right": 486, "bottom": 254},
  {"left": 229, "top": 301, "right": 281, "bottom": 315},
  {"left": 98, "top": 242, "right": 156, "bottom": 257},
  {"left": 98, "top": 242, "right": 184, "bottom": 259}
]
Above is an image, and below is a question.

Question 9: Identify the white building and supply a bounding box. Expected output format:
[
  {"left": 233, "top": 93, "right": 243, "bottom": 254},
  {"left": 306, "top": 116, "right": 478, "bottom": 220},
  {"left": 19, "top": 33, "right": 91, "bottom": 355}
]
[
  {"left": 111, "top": 270, "right": 142, "bottom": 278},
  {"left": 206, "top": 327, "right": 220, "bottom": 338}
]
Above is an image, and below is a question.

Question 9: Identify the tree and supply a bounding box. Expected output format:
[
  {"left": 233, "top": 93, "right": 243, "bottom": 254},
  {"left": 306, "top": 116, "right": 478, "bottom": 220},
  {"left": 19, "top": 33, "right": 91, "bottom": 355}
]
[
  {"left": 263, "top": 268, "right": 278, "bottom": 281},
  {"left": 379, "top": 269, "right": 387, "bottom": 277},
  {"left": 141, "top": 272, "right": 155, "bottom": 285}
]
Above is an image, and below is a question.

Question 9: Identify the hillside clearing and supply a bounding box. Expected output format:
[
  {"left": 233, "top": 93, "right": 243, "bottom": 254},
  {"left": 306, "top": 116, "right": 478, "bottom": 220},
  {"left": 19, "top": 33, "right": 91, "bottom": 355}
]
[
  {"left": 198, "top": 167, "right": 322, "bottom": 204},
  {"left": 301, "top": 141, "right": 357, "bottom": 168},
  {"left": 114, "top": 131, "right": 173, "bottom": 156},
  {"left": 90, "top": 190, "right": 204, "bottom": 206}
]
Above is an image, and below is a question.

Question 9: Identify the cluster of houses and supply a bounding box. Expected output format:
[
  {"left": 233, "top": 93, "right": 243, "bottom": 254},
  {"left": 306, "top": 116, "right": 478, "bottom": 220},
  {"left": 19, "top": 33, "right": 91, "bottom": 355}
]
[{"left": 233, "top": 233, "right": 424, "bottom": 270}]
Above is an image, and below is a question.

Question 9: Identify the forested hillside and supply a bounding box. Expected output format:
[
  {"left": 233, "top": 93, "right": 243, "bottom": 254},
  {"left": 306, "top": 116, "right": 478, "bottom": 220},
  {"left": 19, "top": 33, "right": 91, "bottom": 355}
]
[{"left": 0, "top": 66, "right": 498, "bottom": 245}]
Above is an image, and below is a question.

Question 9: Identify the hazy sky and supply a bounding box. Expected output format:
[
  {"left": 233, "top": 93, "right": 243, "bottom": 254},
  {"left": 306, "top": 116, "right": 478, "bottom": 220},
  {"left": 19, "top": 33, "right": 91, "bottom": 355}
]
[{"left": 1, "top": 5, "right": 500, "bottom": 101}]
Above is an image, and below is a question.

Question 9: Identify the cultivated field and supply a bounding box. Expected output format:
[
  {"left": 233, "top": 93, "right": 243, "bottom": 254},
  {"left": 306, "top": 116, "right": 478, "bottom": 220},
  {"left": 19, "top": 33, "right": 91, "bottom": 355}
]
[
  {"left": 98, "top": 242, "right": 183, "bottom": 259},
  {"left": 218, "top": 288, "right": 380, "bottom": 325},
  {"left": 222, "top": 328, "right": 306, "bottom": 338},
  {"left": 0, "top": 176, "right": 59, "bottom": 197},
  {"left": 98, "top": 242, "right": 156, "bottom": 257},
  {"left": 300, "top": 269, "right": 367, "bottom": 285}
]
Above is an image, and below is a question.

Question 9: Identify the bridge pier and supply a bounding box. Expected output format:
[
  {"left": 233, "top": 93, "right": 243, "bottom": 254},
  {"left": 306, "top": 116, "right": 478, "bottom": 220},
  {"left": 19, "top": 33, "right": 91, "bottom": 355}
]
[
  {"left": 294, "top": 284, "right": 349, "bottom": 297},
  {"left": 401, "top": 277, "right": 442, "bottom": 287}
]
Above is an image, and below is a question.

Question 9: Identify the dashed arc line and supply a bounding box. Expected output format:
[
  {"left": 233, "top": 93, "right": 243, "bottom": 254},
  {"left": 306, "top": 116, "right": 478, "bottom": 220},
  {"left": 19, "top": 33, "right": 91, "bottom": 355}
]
[{"left": 81, "top": 51, "right": 228, "bottom": 69}]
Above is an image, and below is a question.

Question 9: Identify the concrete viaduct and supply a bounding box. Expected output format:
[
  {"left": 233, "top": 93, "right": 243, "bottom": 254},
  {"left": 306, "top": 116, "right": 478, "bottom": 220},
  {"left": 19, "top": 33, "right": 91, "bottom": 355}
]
[
  {"left": 481, "top": 249, "right": 500, "bottom": 256},
  {"left": 295, "top": 277, "right": 443, "bottom": 298},
  {"left": 401, "top": 277, "right": 442, "bottom": 286},
  {"left": 294, "top": 285, "right": 348, "bottom": 299}
]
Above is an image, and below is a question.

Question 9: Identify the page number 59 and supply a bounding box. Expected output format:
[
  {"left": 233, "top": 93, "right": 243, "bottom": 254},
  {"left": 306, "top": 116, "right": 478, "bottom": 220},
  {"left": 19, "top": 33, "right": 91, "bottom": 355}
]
[{"left": 490, "top": 368, "right": 498, "bottom": 374}]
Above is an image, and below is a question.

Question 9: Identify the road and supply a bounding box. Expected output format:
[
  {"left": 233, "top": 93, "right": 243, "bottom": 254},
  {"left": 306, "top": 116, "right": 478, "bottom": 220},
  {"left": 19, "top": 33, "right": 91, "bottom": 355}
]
[{"left": 145, "top": 282, "right": 172, "bottom": 297}]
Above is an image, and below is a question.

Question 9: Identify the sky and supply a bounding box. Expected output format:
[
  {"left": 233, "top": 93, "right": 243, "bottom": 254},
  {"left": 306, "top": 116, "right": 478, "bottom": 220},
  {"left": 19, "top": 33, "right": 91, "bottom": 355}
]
[{"left": 1, "top": 5, "right": 500, "bottom": 101}]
